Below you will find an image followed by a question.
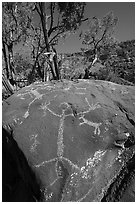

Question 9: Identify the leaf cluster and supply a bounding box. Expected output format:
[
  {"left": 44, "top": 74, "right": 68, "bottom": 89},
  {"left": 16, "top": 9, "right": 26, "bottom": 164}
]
[
  {"left": 57, "top": 2, "right": 86, "bottom": 32},
  {"left": 2, "top": 2, "right": 32, "bottom": 44},
  {"left": 81, "top": 11, "right": 118, "bottom": 51}
]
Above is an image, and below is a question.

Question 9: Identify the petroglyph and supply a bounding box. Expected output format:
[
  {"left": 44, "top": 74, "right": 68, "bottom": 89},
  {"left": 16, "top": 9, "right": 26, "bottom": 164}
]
[
  {"left": 42, "top": 189, "right": 53, "bottom": 201},
  {"left": 76, "top": 98, "right": 101, "bottom": 117},
  {"left": 85, "top": 97, "right": 101, "bottom": 110},
  {"left": 17, "top": 86, "right": 105, "bottom": 198},
  {"left": 23, "top": 90, "right": 44, "bottom": 119},
  {"left": 57, "top": 110, "right": 65, "bottom": 158},
  {"left": 77, "top": 186, "right": 93, "bottom": 202},
  {"left": 68, "top": 172, "right": 79, "bottom": 187},
  {"left": 75, "top": 87, "right": 86, "bottom": 94},
  {"left": 34, "top": 158, "right": 57, "bottom": 168},
  {"left": 47, "top": 178, "right": 58, "bottom": 188},
  {"left": 79, "top": 116, "right": 102, "bottom": 135},
  {"left": 121, "top": 89, "right": 129, "bottom": 94},
  {"left": 40, "top": 101, "right": 61, "bottom": 117},
  {"left": 80, "top": 150, "right": 106, "bottom": 179},
  {"left": 39, "top": 96, "right": 103, "bottom": 170},
  {"left": 86, "top": 150, "right": 106, "bottom": 167},
  {"left": 20, "top": 97, "right": 25, "bottom": 100},
  {"left": 30, "top": 140, "right": 40, "bottom": 153},
  {"left": 16, "top": 92, "right": 30, "bottom": 98},
  {"left": 2, "top": 79, "right": 135, "bottom": 202},
  {"left": 29, "top": 134, "right": 40, "bottom": 153},
  {"left": 12, "top": 115, "right": 18, "bottom": 124},
  {"left": 72, "top": 97, "right": 102, "bottom": 135},
  {"left": 75, "top": 87, "right": 87, "bottom": 90},
  {"left": 59, "top": 102, "right": 70, "bottom": 109},
  {"left": 43, "top": 85, "right": 56, "bottom": 91},
  {"left": 24, "top": 111, "right": 29, "bottom": 118},
  {"left": 61, "top": 157, "right": 80, "bottom": 170},
  {"left": 30, "top": 89, "right": 44, "bottom": 99},
  {"left": 3, "top": 123, "right": 12, "bottom": 131},
  {"left": 64, "top": 85, "right": 72, "bottom": 91},
  {"left": 3, "top": 115, "right": 22, "bottom": 131}
]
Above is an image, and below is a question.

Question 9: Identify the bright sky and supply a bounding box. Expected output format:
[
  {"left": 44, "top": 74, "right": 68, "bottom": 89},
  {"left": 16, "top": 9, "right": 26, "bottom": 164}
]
[{"left": 56, "top": 2, "right": 135, "bottom": 53}]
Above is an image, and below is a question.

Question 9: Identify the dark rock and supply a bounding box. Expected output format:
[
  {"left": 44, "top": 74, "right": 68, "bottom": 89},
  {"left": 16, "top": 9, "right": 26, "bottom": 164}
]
[{"left": 2, "top": 79, "right": 135, "bottom": 201}]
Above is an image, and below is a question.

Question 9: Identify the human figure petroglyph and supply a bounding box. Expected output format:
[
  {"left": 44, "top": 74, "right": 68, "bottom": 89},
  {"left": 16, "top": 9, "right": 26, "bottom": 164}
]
[
  {"left": 8, "top": 85, "right": 104, "bottom": 199},
  {"left": 40, "top": 96, "right": 102, "bottom": 139},
  {"left": 57, "top": 110, "right": 65, "bottom": 158}
]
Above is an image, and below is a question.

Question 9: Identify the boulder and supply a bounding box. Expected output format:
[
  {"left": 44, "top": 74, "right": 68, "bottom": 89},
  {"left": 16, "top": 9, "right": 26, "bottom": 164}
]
[{"left": 2, "top": 79, "right": 135, "bottom": 201}]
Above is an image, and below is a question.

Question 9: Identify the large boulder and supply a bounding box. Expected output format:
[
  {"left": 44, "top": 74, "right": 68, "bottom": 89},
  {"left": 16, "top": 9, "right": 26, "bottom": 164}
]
[{"left": 2, "top": 79, "right": 135, "bottom": 202}]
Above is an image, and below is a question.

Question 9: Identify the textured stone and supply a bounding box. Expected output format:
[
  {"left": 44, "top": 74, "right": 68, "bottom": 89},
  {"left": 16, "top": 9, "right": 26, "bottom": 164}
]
[{"left": 2, "top": 79, "right": 135, "bottom": 201}]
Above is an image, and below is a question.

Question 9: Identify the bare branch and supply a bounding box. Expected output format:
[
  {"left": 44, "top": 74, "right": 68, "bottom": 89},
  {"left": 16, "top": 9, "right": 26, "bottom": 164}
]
[
  {"left": 48, "top": 3, "right": 54, "bottom": 37},
  {"left": 49, "top": 30, "right": 64, "bottom": 44},
  {"left": 81, "top": 18, "right": 88, "bottom": 22},
  {"left": 48, "top": 24, "right": 63, "bottom": 35},
  {"left": 35, "top": 3, "right": 41, "bottom": 17},
  {"left": 95, "top": 28, "right": 107, "bottom": 48}
]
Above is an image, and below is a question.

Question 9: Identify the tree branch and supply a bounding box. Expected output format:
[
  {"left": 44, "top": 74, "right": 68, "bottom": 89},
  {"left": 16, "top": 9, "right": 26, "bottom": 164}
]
[
  {"left": 95, "top": 28, "right": 107, "bottom": 48},
  {"left": 48, "top": 3, "right": 54, "bottom": 37},
  {"left": 48, "top": 25, "right": 63, "bottom": 35},
  {"left": 81, "top": 18, "right": 88, "bottom": 22},
  {"left": 49, "top": 30, "right": 64, "bottom": 44},
  {"left": 34, "top": 3, "right": 41, "bottom": 17}
]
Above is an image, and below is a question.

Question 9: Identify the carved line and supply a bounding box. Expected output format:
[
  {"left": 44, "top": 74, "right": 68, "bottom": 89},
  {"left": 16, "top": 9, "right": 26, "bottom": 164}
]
[
  {"left": 79, "top": 116, "right": 102, "bottom": 135},
  {"left": 34, "top": 158, "right": 57, "bottom": 168},
  {"left": 57, "top": 111, "right": 65, "bottom": 158}
]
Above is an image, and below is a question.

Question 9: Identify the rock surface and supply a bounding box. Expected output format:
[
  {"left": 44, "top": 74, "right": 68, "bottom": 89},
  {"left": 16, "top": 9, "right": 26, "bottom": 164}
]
[{"left": 2, "top": 79, "right": 135, "bottom": 201}]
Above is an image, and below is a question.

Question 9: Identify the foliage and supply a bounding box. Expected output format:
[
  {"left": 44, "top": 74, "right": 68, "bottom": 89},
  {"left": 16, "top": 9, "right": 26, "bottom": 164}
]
[
  {"left": 59, "top": 39, "right": 135, "bottom": 85},
  {"left": 79, "top": 11, "right": 118, "bottom": 79},
  {"left": 2, "top": 2, "right": 87, "bottom": 84},
  {"left": 29, "top": 2, "right": 87, "bottom": 81},
  {"left": 2, "top": 2, "right": 33, "bottom": 86},
  {"left": 2, "top": 2, "right": 32, "bottom": 45},
  {"left": 57, "top": 3, "right": 86, "bottom": 33},
  {"left": 13, "top": 53, "right": 32, "bottom": 77},
  {"left": 2, "top": 3, "right": 134, "bottom": 89},
  {"left": 81, "top": 12, "right": 118, "bottom": 53},
  {"left": 101, "top": 40, "right": 135, "bottom": 84}
]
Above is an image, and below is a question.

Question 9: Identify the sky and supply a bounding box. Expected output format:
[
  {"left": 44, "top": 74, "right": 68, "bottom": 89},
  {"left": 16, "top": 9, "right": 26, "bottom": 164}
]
[{"left": 55, "top": 2, "right": 135, "bottom": 53}]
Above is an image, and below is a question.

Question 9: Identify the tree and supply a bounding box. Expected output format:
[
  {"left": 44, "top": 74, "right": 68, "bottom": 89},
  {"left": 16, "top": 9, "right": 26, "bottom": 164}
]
[
  {"left": 95, "top": 40, "right": 135, "bottom": 85},
  {"left": 33, "top": 2, "right": 87, "bottom": 80},
  {"left": 2, "top": 2, "right": 87, "bottom": 85},
  {"left": 2, "top": 2, "right": 32, "bottom": 85},
  {"left": 80, "top": 11, "right": 118, "bottom": 78}
]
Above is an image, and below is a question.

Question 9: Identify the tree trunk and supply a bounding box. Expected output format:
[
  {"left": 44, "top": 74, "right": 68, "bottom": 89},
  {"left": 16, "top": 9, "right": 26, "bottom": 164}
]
[
  {"left": 83, "top": 67, "right": 89, "bottom": 79},
  {"left": 38, "top": 2, "right": 56, "bottom": 80},
  {"left": 2, "top": 40, "right": 10, "bottom": 79},
  {"left": 7, "top": 42, "right": 16, "bottom": 80},
  {"left": 29, "top": 60, "right": 37, "bottom": 83},
  {"left": 52, "top": 47, "right": 60, "bottom": 80},
  {"left": 83, "top": 48, "right": 98, "bottom": 79},
  {"left": 46, "top": 67, "right": 50, "bottom": 82},
  {"left": 36, "top": 61, "right": 43, "bottom": 80},
  {"left": 2, "top": 74, "right": 14, "bottom": 95}
]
